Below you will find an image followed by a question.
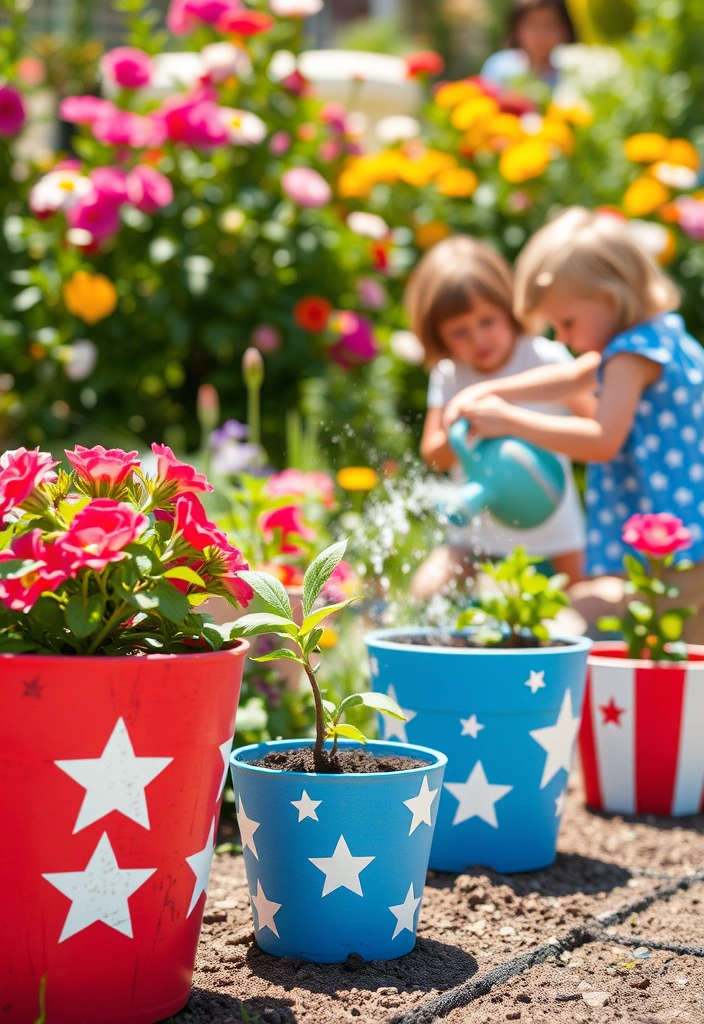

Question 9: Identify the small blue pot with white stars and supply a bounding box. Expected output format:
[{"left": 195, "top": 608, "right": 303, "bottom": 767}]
[
  {"left": 365, "top": 630, "right": 591, "bottom": 874},
  {"left": 230, "top": 738, "right": 447, "bottom": 963}
]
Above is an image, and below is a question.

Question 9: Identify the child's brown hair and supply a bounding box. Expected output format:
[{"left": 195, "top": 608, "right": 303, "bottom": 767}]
[{"left": 405, "top": 235, "right": 520, "bottom": 366}]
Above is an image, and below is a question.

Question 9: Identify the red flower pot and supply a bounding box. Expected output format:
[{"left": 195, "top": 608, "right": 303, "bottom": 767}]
[
  {"left": 1, "top": 644, "right": 248, "bottom": 1024},
  {"left": 578, "top": 642, "right": 704, "bottom": 817}
]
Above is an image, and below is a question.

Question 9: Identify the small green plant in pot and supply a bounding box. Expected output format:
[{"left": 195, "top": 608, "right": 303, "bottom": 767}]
[{"left": 229, "top": 541, "right": 448, "bottom": 962}]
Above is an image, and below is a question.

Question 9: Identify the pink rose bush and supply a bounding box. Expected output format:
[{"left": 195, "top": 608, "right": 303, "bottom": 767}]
[
  {"left": 0, "top": 443, "right": 251, "bottom": 655},
  {"left": 599, "top": 513, "right": 696, "bottom": 661},
  {"left": 101, "top": 47, "right": 155, "bottom": 90}
]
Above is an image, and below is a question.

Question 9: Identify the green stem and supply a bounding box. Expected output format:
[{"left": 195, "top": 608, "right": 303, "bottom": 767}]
[
  {"left": 247, "top": 381, "right": 260, "bottom": 447},
  {"left": 86, "top": 600, "right": 132, "bottom": 655},
  {"left": 302, "top": 655, "right": 326, "bottom": 771}
]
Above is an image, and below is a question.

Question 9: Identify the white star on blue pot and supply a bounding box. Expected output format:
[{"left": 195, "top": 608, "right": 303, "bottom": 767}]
[
  {"left": 382, "top": 684, "right": 416, "bottom": 742},
  {"left": 309, "top": 835, "right": 375, "bottom": 897},
  {"left": 251, "top": 879, "right": 282, "bottom": 937},
  {"left": 291, "top": 789, "right": 321, "bottom": 822},
  {"left": 529, "top": 689, "right": 580, "bottom": 789},
  {"left": 389, "top": 883, "right": 422, "bottom": 939},
  {"left": 525, "top": 670, "right": 546, "bottom": 695},
  {"left": 237, "top": 796, "right": 261, "bottom": 859},
  {"left": 460, "top": 714, "right": 484, "bottom": 738},
  {"left": 403, "top": 776, "right": 439, "bottom": 835},
  {"left": 554, "top": 790, "right": 566, "bottom": 817},
  {"left": 444, "top": 761, "right": 513, "bottom": 828}
]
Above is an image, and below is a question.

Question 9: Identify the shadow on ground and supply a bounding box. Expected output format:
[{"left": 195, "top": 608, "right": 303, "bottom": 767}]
[
  {"left": 167, "top": 989, "right": 298, "bottom": 1023},
  {"left": 585, "top": 806, "right": 704, "bottom": 835}
]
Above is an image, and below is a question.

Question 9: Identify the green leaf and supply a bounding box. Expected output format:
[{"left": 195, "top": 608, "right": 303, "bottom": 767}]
[
  {"left": 303, "top": 627, "right": 324, "bottom": 654},
  {"left": 301, "top": 597, "right": 357, "bottom": 634},
  {"left": 598, "top": 616, "right": 623, "bottom": 633},
  {"left": 332, "top": 723, "right": 367, "bottom": 744},
  {"left": 628, "top": 600, "right": 653, "bottom": 624},
  {"left": 322, "top": 698, "right": 337, "bottom": 720},
  {"left": 302, "top": 540, "right": 347, "bottom": 617},
  {"left": 532, "top": 623, "right": 550, "bottom": 641},
  {"left": 229, "top": 612, "right": 299, "bottom": 637},
  {"left": 164, "top": 566, "right": 207, "bottom": 589},
  {"left": 340, "top": 691, "right": 407, "bottom": 720},
  {"left": 152, "top": 578, "right": 191, "bottom": 624},
  {"left": 457, "top": 607, "right": 482, "bottom": 629},
  {"left": 65, "top": 593, "right": 104, "bottom": 640},
  {"left": 251, "top": 648, "right": 303, "bottom": 663},
  {"left": 125, "top": 589, "right": 159, "bottom": 611},
  {"left": 659, "top": 612, "right": 684, "bottom": 642},
  {"left": 235, "top": 570, "right": 293, "bottom": 619}
]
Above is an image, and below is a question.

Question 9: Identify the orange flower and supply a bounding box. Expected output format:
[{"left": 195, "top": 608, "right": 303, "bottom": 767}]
[
  {"left": 546, "top": 101, "right": 594, "bottom": 126},
  {"left": 664, "top": 138, "right": 699, "bottom": 171},
  {"left": 436, "top": 167, "right": 478, "bottom": 197},
  {"left": 499, "top": 138, "right": 552, "bottom": 183},
  {"left": 451, "top": 95, "right": 499, "bottom": 131},
  {"left": 434, "top": 80, "right": 481, "bottom": 108},
  {"left": 658, "top": 227, "right": 677, "bottom": 265},
  {"left": 538, "top": 118, "right": 574, "bottom": 155},
  {"left": 484, "top": 112, "right": 524, "bottom": 142},
  {"left": 414, "top": 221, "right": 451, "bottom": 249},
  {"left": 659, "top": 200, "right": 681, "bottom": 224},
  {"left": 624, "top": 133, "right": 669, "bottom": 163},
  {"left": 62, "top": 271, "right": 118, "bottom": 324},
  {"left": 336, "top": 466, "right": 378, "bottom": 491},
  {"left": 623, "top": 177, "right": 670, "bottom": 216},
  {"left": 293, "top": 296, "right": 332, "bottom": 332},
  {"left": 319, "top": 628, "right": 339, "bottom": 649}
]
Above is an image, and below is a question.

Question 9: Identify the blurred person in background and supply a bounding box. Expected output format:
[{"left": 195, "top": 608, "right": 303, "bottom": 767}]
[{"left": 481, "top": 0, "right": 577, "bottom": 89}]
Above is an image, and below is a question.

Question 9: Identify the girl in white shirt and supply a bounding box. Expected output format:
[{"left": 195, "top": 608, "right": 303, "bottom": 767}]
[{"left": 406, "top": 234, "right": 590, "bottom": 601}]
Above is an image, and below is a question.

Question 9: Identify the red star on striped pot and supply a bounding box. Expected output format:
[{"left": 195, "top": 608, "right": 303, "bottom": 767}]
[{"left": 600, "top": 698, "right": 626, "bottom": 726}]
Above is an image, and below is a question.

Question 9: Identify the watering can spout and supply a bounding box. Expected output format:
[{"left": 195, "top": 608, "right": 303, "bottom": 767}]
[{"left": 440, "top": 481, "right": 486, "bottom": 527}]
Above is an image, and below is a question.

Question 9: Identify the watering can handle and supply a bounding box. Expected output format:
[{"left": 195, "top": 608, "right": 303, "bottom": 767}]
[{"left": 448, "top": 417, "right": 476, "bottom": 458}]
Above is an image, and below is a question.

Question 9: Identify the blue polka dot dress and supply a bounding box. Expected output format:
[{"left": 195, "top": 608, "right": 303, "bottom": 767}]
[{"left": 586, "top": 313, "right": 704, "bottom": 575}]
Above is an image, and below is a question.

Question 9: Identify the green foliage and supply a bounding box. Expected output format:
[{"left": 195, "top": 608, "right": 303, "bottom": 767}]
[
  {"left": 231, "top": 540, "right": 405, "bottom": 769},
  {"left": 456, "top": 546, "right": 570, "bottom": 645}
]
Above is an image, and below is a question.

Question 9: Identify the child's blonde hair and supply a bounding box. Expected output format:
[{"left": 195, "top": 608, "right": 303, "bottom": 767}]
[
  {"left": 514, "top": 207, "right": 680, "bottom": 333},
  {"left": 406, "top": 234, "right": 520, "bottom": 365}
]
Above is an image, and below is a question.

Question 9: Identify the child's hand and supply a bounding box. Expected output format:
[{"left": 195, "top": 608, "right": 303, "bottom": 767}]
[
  {"left": 442, "top": 383, "right": 492, "bottom": 430},
  {"left": 465, "top": 395, "right": 516, "bottom": 438}
]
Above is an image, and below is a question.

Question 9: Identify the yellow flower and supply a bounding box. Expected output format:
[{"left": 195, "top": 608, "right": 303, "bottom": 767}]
[
  {"left": 319, "top": 628, "right": 339, "bottom": 649},
  {"left": 623, "top": 176, "right": 670, "bottom": 216},
  {"left": 665, "top": 138, "right": 699, "bottom": 171},
  {"left": 336, "top": 467, "right": 379, "bottom": 491},
  {"left": 398, "top": 150, "right": 455, "bottom": 187},
  {"left": 484, "top": 113, "right": 524, "bottom": 142},
  {"left": 658, "top": 227, "right": 677, "bottom": 266},
  {"left": 62, "top": 271, "right": 118, "bottom": 324},
  {"left": 624, "top": 133, "right": 669, "bottom": 163},
  {"left": 415, "top": 221, "right": 451, "bottom": 249},
  {"left": 436, "top": 167, "right": 478, "bottom": 197},
  {"left": 434, "top": 80, "right": 482, "bottom": 109},
  {"left": 546, "top": 101, "right": 594, "bottom": 126},
  {"left": 538, "top": 118, "right": 575, "bottom": 155},
  {"left": 499, "top": 138, "right": 552, "bottom": 183},
  {"left": 451, "top": 95, "right": 499, "bottom": 131}
]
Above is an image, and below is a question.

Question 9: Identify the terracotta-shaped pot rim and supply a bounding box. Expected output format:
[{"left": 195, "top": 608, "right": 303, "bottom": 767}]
[
  {"left": 0, "top": 639, "right": 249, "bottom": 665},
  {"left": 365, "top": 627, "right": 591, "bottom": 657},
  {"left": 231, "top": 737, "right": 448, "bottom": 781},
  {"left": 588, "top": 640, "right": 704, "bottom": 670}
]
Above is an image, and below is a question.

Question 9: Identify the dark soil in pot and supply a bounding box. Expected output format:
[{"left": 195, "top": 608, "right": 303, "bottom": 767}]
[
  {"left": 248, "top": 747, "right": 429, "bottom": 774},
  {"left": 384, "top": 632, "right": 574, "bottom": 649}
]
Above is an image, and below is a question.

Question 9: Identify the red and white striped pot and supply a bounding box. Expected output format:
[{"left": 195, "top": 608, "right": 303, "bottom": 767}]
[{"left": 578, "top": 642, "right": 704, "bottom": 817}]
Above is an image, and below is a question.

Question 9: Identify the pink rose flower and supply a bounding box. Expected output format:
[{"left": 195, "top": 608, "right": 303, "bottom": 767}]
[
  {"left": 0, "top": 530, "right": 69, "bottom": 612},
  {"left": 66, "top": 191, "right": 122, "bottom": 242},
  {"left": 167, "top": 0, "right": 242, "bottom": 33},
  {"left": 320, "top": 102, "right": 347, "bottom": 133},
  {"left": 281, "top": 166, "right": 331, "bottom": 208},
  {"left": 127, "top": 165, "right": 174, "bottom": 213},
  {"left": 269, "top": 130, "right": 291, "bottom": 157},
  {"left": 265, "top": 469, "right": 335, "bottom": 509},
  {"left": 92, "top": 108, "right": 164, "bottom": 148},
  {"left": 0, "top": 85, "right": 26, "bottom": 138},
  {"left": 328, "top": 311, "right": 378, "bottom": 370},
  {"left": 101, "top": 47, "right": 154, "bottom": 90},
  {"left": 0, "top": 447, "right": 59, "bottom": 518},
  {"left": 622, "top": 513, "right": 692, "bottom": 559},
  {"left": 260, "top": 504, "right": 316, "bottom": 555},
  {"left": 151, "top": 443, "right": 214, "bottom": 502},
  {"left": 171, "top": 492, "right": 229, "bottom": 551},
  {"left": 677, "top": 198, "right": 704, "bottom": 241},
  {"left": 251, "top": 323, "right": 281, "bottom": 352},
  {"left": 156, "top": 92, "right": 228, "bottom": 148},
  {"left": 59, "top": 95, "right": 115, "bottom": 125},
  {"left": 66, "top": 445, "right": 141, "bottom": 495},
  {"left": 60, "top": 499, "right": 149, "bottom": 572},
  {"left": 90, "top": 167, "right": 130, "bottom": 205}
]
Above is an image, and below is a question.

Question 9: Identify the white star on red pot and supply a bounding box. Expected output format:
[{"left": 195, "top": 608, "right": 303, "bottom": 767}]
[
  {"left": 251, "top": 879, "right": 282, "bottom": 937},
  {"left": 291, "top": 790, "right": 321, "bottom": 822},
  {"left": 460, "top": 714, "right": 484, "bottom": 738},
  {"left": 54, "top": 717, "right": 173, "bottom": 833},
  {"left": 43, "top": 832, "right": 156, "bottom": 942},
  {"left": 403, "top": 776, "right": 439, "bottom": 835},
  {"left": 185, "top": 818, "right": 216, "bottom": 917},
  {"left": 218, "top": 735, "right": 234, "bottom": 799},
  {"left": 530, "top": 689, "right": 581, "bottom": 789},
  {"left": 309, "top": 835, "right": 375, "bottom": 897},
  {"left": 237, "top": 796, "right": 261, "bottom": 859},
  {"left": 444, "top": 761, "right": 513, "bottom": 828},
  {"left": 382, "top": 684, "right": 416, "bottom": 743},
  {"left": 389, "top": 883, "right": 422, "bottom": 940},
  {"left": 525, "top": 670, "right": 546, "bottom": 695}
]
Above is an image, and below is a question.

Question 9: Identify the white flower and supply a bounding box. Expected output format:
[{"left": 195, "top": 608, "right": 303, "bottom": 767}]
[
  {"left": 219, "top": 108, "right": 267, "bottom": 145},
  {"left": 201, "top": 42, "right": 251, "bottom": 83},
  {"left": 650, "top": 472, "right": 669, "bottom": 491},
  {"left": 665, "top": 449, "right": 684, "bottom": 468},
  {"left": 270, "top": 0, "right": 323, "bottom": 16},
  {"left": 682, "top": 426, "right": 697, "bottom": 444},
  {"left": 347, "top": 211, "right": 389, "bottom": 240},
  {"left": 628, "top": 219, "right": 671, "bottom": 258},
  {"left": 652, "top": 163, "right": 697, "bottom": 189},
  {"left": 390, "top": 330, "right": 425, "bottom": 365},
  {"left": 62, "top": 340, "right": 98, "bottom": 382},
  {"left": 376, "top": 115, "right": 421, "bottom": 145},
  {"left": 29, "top": 170, "right": 94, "bottom": 215},
  {"left": 673, "top": 386, "right": 689, "bottom": 405},
  {"left": 674, "top": 487, "right": 693, "bottom": 505}
]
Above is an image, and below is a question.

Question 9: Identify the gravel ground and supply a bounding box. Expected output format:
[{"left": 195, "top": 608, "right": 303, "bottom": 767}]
[{"left": 167, "top": 778, "right": 704, "bottom": 1024}]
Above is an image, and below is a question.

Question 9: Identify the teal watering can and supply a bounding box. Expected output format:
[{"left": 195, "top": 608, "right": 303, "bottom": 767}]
[{"left": 442, "top": 417, "right": 565, "bottom": 529}]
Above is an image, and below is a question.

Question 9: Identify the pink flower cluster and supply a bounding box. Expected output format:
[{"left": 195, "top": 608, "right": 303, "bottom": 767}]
[
  {"left": 327, "top": 311, "right": 379, "bottom": 369},
  {"left": 264, "top": 469, "right": 335, "bottom": 509},
  {"left": 0, "top": 85, "right": 26, "bottom": 138},
  {"left": 622, "top": 513, "right": 692, "bottom": 559},
  {"left": 0, "top": 444, "right": 252, "bottom": 613}
]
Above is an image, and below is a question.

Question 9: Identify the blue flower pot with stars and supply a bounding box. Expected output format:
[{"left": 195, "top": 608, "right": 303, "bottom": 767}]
[
  {"left": 230, "top": 738, "right": 446, "bottom": 963},
  {"left": 365, "top": 630, "right": 591, "bottom": 874}
]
